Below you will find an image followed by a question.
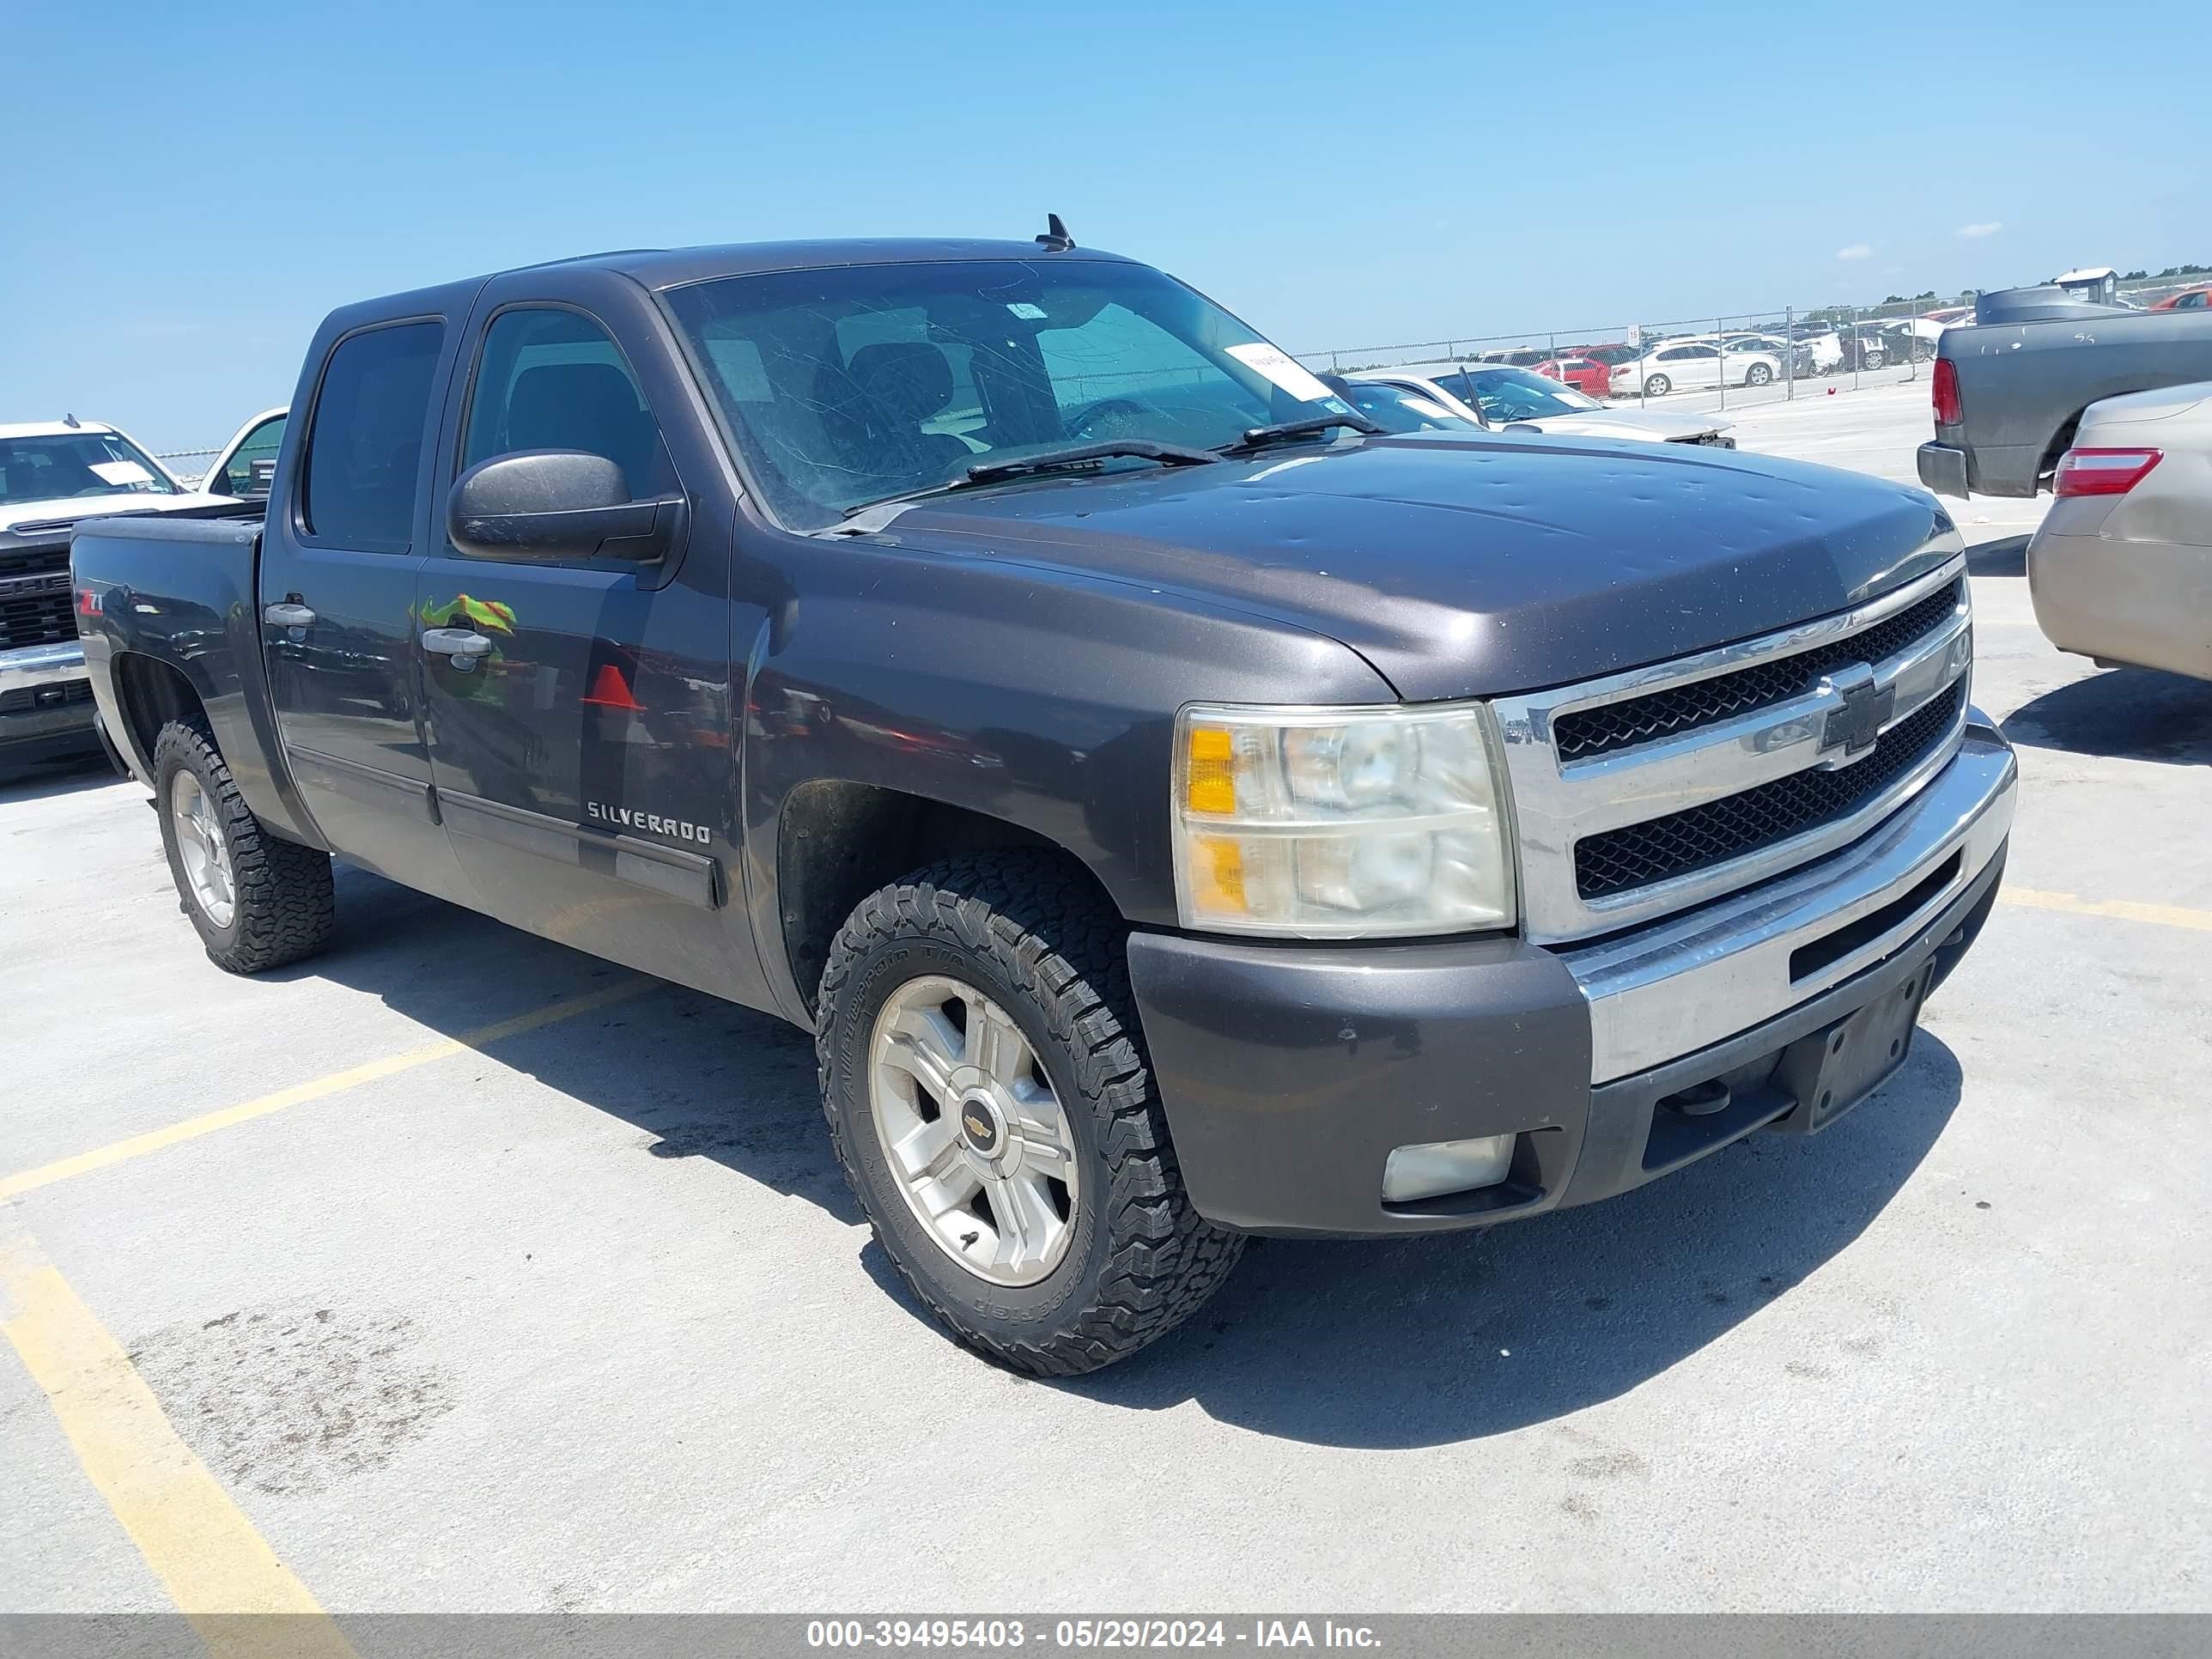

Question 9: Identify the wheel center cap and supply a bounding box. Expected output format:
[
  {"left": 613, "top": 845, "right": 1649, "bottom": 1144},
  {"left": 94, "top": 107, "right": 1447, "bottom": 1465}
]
[{"left": 956, "top": 1091, "right": 1004, "bottom": 1158}]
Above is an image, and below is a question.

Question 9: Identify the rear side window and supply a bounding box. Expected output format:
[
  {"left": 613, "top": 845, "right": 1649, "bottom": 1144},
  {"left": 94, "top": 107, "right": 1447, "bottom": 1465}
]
[{"left": 302, "top": 322, "right": 444, "bottom": 545}]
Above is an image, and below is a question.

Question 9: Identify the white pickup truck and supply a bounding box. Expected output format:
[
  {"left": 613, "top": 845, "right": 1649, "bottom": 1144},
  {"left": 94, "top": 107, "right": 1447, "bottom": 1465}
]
[{"left": 1, "top": 416, "right": 261, "bottom": 768}]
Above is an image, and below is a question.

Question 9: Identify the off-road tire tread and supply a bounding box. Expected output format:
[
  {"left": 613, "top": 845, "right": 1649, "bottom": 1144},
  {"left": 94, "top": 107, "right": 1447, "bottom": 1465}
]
[
  {"left": 817, "top": 852, "right": 1244, "bottom": 1376},
  {"left": 154, "top": 718, "right": 335, "bottom": 974}
]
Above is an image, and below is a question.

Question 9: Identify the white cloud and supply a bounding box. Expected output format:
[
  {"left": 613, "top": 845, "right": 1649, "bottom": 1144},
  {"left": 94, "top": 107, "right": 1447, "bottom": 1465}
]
[
  {"left": 1837, "top": 243, "right": 1873, "bottom": 261},
  {"left": 1956, "top": 221, "right": 2004, "bottom": 240}
]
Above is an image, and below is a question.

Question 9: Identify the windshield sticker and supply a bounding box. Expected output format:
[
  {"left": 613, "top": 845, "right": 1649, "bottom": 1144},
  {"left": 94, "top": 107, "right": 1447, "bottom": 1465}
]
[
  {"left": 1006, "top": 302, "right": 1047, "bottom": 320},
  {"left": 88, "top": 459, "right": 155, "bottom": 486},
  {"left": 1224, "top": 343, "right": 1338, "bottom": 405}
]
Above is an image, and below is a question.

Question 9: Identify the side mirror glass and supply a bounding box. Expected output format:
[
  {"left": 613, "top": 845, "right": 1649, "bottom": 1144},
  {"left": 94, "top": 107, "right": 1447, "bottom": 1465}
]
[{"left": 446, "top": 449, "right": 684, "bottom": 562}]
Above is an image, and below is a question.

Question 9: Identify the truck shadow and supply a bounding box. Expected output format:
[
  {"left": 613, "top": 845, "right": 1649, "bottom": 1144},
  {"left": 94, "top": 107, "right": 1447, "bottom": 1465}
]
[
  {"left": 2002, "top": 667, "right": 2212, "bottom": 765},
  {"left": 1963, "top": 533, "right": 2027, "bottom": 577},
  {"left": 274, "top": 864, "right": 860, "bottom": 1223},
  {"left": 1048, "top": 1037, "right": 1964, "bottom": 1447},
  {"left": 0, "top": 749, "right": 118, "bottom": 804},
  {"left": 290, "top": 862, "right": 1960, "bottom": 1448}
]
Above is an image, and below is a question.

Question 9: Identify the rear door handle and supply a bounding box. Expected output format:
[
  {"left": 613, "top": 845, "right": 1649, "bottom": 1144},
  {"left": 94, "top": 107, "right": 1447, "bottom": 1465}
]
[
  {"left": 421, "top": 628, "right": 494, "bottom": 659},
  {"left": 264, "top": 602, "right": 316, "bottom": 628}
]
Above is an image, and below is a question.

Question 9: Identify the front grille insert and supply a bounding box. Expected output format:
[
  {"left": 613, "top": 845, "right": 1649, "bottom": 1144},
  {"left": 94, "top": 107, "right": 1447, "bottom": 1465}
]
[
  {"left": 1574, "top": 682, "right": 1965, "bottom": 901},
  {"left": 0, "top": 548, "right": 75, "bottom": 653},
  {"left": 1553, "top": 580, "right": 1963, "bottom": 763}
]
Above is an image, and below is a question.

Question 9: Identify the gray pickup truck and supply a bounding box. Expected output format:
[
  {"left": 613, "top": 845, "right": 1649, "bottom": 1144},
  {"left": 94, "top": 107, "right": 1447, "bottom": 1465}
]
[
  {"left": 71, "top": 235, "right": 2015, "bottom": 1374},
  {"left": 1918, "top": 287, "right": 2212, "bottom": 498}
]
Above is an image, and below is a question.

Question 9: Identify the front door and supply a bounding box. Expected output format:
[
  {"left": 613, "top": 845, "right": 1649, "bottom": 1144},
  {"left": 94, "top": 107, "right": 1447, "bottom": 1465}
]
[
  {"left": 258, "top": 316, "right": 474, "bottom": 901},
  {"left": 415, "top": 301, "right": 753, "bottom": 997}
]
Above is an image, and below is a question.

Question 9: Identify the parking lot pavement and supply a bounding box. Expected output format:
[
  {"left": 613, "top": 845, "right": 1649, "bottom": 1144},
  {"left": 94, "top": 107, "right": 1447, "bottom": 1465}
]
[{"left": 4, "top": 390, "right": 2209, "bottom": 1618}]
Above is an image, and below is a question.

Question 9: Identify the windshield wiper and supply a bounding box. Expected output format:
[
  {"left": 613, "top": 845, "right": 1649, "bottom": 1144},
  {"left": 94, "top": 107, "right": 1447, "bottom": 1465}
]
[
  {"left": 963, "top": 440, "right": 1218, "bottom": 485},
  {"left": 841, "top": 441, "right": 1218, "bottom": 520},
  {"left": 1213, "top": 413, "right": 1382, "bottom": 456}
]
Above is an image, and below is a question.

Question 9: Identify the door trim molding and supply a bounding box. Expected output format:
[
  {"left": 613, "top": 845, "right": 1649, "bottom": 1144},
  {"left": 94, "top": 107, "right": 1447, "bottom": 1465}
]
[
  {"left": 434, "top": 787, "right": 723, "bottom": 909},
  {"left": 284, "top": 745, "right": 439, "bottom": 824}
]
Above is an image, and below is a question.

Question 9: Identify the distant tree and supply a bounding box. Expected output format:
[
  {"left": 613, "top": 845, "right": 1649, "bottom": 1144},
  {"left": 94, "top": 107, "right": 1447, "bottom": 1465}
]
[
  {"left": 1915, "top": 289, "right": 1937, "bottom": 300},
  {"left": 2124, "top": 269, "right": 2148, "bottom": 280},
  {"left": 1881, "top": 294, "right": 1905, "bottom": 304}
]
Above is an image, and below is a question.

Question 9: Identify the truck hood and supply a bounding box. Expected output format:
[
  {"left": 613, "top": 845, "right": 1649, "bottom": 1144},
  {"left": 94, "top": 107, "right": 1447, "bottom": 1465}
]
[
  {"left": 1516, "top": 407, "right": 1733, "bottom": 443},
  {"left": 856, "top": 434, "right": 1955, "bottom": 701},
  {"left": 0, "top": 491, "right": 239, "bottom": 543}
]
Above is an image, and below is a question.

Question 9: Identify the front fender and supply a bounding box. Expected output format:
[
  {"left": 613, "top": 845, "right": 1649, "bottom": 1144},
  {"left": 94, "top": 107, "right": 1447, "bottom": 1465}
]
[{"left": 736, "top": 537, "right": 1395, "bottom": 1018}]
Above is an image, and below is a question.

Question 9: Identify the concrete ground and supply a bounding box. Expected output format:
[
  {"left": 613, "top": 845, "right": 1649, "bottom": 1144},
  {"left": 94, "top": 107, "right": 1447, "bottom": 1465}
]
[{"left": 3, "top": 382, "right": 2208, "bottom": 1617}]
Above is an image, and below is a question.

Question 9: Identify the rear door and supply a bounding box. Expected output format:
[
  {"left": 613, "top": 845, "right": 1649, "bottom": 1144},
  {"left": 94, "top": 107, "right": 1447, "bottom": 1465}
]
[
  {"left": 414, "top": 279, "right": 761, "bottom": 999},
  {"left": 258, "top": 309, "right": 477, "bottom": 901}
]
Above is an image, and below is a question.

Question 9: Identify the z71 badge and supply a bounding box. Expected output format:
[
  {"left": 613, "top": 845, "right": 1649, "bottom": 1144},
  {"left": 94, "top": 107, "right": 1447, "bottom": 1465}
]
[{"left": 587, "top": 802, "right": 712, "bottom": 844}]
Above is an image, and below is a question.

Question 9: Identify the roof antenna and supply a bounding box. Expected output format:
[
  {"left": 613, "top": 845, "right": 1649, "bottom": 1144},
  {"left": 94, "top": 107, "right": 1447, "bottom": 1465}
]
[
  {"left": 1035, "top": 213, "right": 1074, "bottom": 252},
  {"left": 63, "top": 413, "right": 81, "bottom": 428}
]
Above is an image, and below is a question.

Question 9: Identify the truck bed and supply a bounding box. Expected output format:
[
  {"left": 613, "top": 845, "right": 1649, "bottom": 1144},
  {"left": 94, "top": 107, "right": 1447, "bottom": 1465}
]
[{"left": 69, "top": 504, "right": 319, "bottom": 846}]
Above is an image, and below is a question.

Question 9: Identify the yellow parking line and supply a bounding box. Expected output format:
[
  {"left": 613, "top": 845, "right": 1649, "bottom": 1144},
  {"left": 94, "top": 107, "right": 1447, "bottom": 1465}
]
[
  {"left": 2001, "top": 887, "right": 2212, "bottom": 933},
  {"left": 0, "top": 979, "right": 648, "bottom": 1202},
  {"left": 1, "top": 1234, "right": 358, "bottom": 1655}
]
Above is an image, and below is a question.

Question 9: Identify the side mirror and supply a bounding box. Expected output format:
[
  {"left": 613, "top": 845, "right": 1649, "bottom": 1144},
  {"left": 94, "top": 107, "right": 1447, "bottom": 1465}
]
[{"left": 446, "top": 450, "right": 684, "bottom": 562}]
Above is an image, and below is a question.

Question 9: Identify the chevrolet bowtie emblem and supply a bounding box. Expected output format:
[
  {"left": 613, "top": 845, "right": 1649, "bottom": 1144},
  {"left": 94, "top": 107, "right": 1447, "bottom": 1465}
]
[{"left": 1818, "top": 664, "right": 1895, "bottom": 765}]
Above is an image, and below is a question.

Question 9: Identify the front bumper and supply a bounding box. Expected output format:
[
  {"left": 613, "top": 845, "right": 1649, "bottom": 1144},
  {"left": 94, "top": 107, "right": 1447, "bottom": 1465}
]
[
  {"left": 1127, "top": 718, "right": 2016, "bottom": 1237},
  {"left": 0, "top": 641, "right": 96, "bottom": 756}
]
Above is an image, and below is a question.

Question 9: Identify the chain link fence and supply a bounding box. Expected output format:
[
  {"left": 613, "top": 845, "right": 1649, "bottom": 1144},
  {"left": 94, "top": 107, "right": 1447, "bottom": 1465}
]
[
  {"left": 1295, "top": 297, "right": 1956, "bottom": 422},
  {"left": 1297, "top": 272, "right": 2211, "bottom": 423}
]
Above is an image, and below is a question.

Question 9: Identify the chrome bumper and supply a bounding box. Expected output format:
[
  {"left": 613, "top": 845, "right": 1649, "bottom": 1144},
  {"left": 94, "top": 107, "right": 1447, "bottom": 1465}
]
[
  {"left": 1561, "top": 717, "right": 2016, "bottom": 1084},
  {"left": 0, "top": 641, "right": 88, "bottom": 696}
]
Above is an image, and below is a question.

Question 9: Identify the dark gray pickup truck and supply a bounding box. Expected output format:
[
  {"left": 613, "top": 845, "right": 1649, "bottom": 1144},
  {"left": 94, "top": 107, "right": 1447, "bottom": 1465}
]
[
  {"left": 72, "top": 237, "right": 2016, "bottom": 1374},
  {"left": 1919, "top": 287, "right": 2212, "bottom": 498}
]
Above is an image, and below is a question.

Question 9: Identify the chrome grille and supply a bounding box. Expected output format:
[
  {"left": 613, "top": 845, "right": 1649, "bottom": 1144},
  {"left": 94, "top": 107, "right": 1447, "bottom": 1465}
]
[
  {"left": 1491, "top": 546, "right": 1972, "bottom": 944},
  {"left": 1553, "top": 580, "right": 1964, "bottom": 761},
  {"left": 1575, "top": 683, "right": 1965, "bottom": 898}
]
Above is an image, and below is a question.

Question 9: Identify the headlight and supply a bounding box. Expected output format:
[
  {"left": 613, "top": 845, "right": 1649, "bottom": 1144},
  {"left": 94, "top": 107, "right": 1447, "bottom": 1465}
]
[{"left": 1172, "top": 702, "right": 1516, "bottom": 938}]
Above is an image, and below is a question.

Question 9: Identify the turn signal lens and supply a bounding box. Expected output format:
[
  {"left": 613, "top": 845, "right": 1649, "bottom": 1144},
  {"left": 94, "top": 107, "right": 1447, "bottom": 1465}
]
[
  {"left": 1171, "top": 701, "right": 1516, "bottom": 939},
  {"left": 2053, "top": 447, "right": 2162, "bottom": 497}
]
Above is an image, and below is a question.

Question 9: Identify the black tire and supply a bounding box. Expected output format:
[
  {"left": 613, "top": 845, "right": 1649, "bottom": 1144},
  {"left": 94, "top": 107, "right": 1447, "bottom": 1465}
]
[
  {"left": 1746, "top": 362, "right": 1773, "bottom": 387},
  {"left": 1644, "top": 373, "right": 1671, "bottom": 397},
  {"left": 153, "top": 718, "right": 336, "bottom": 974},
  {"left": 816, "top": 852, "right": 1245, "bottom": 1376}
]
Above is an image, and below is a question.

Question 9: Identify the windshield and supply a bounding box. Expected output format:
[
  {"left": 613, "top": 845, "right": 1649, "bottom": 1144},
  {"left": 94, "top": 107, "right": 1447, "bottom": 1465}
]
[
  {"left": 1, "top": 430, "right": 179, "bottom": 509},
  {"left": 662, "top": 258, "right": 1358, "bottom": 528},
  {"left": 1462, "top": 368, "right": 1603, "bottom": 420}
]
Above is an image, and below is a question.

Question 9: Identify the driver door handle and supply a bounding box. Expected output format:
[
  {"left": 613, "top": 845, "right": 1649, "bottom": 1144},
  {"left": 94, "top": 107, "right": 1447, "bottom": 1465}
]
[
  {"left": 263, "top": 601, "right": 317, "bottom": 628},
  {"left": 421, "top": 627, "right": 494, "bottom": 659}
]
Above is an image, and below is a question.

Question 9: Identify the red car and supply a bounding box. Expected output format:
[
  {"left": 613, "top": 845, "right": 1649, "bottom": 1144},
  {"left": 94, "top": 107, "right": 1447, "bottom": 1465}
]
[
  {"left": 2150, "top": 285, "right": 2212, "bottom": 312},
  {"left": 1534, "top": 356, "right": 1613, "bottom": 398}
]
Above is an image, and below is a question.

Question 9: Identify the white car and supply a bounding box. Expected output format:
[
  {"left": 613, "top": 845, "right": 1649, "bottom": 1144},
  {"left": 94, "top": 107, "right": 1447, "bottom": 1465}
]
[
  {"left": 1350, "top": 366, "right": 1735, "bottom": 446},
  {"left": 0, "top": 417, "right": 240, "bottom": 538},
  {"left": 1611, "top": 338, "right": 1785, "bottom": 396},
  {"left": 198, "top": 407, "right": 289, "bottom": 499},
  {"left": 2027, "top": 380, "right": 2212, "bottom": 683}
]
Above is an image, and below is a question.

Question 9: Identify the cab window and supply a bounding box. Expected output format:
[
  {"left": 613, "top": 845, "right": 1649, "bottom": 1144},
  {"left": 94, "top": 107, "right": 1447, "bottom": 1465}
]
[
  {"left": 462, "top": 308, "right": 678, "bottom": 501},
  {"left": 301, "top": 321, "right": 445, "bottom": 546}
]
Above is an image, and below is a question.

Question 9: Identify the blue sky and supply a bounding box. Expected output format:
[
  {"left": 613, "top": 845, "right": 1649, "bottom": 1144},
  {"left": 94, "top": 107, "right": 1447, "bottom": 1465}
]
[{"left": 9, "top": 1, "right": 2206, "bottom": 453}]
